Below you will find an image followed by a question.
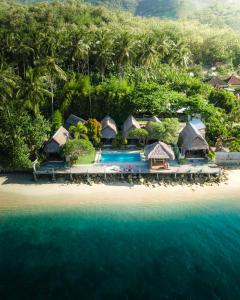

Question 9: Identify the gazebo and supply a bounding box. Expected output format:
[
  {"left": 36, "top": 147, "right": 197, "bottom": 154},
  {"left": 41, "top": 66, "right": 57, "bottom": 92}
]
[
  {"left": 144, "top": 142, "right": 175, "bottom": 170},
  {"left": 178, "top": 122, "right": 209, "bottom": 158},
  {"left": 122, "top": 116, "right": 140, "bottom": 142},
  {"left": 101, "top": 116, "right": 118, "bottom": 144}
]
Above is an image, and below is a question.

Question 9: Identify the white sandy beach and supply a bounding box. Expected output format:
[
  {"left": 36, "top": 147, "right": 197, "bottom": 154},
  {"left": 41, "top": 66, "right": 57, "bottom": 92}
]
[{"left": 0, "top": 169, "right": 239, "bottom": 212}]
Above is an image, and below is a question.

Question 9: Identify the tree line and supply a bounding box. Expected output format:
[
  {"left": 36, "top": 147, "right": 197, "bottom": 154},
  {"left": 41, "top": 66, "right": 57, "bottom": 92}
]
[{"left": 0, "top": 0, "right": 240, "bottom": 168}]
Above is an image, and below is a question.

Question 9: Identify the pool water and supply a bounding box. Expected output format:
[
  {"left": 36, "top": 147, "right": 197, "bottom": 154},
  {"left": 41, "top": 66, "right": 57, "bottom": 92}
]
[{"left": 100, "top": 152, "right": 141, "bottom": 163}]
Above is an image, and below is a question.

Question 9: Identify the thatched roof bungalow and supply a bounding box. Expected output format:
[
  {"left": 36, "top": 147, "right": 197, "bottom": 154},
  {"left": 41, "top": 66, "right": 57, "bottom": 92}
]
[
  {"left": 101, "top": 116, "right": 118, "bottom": 140},
  {"left": 64, "top": 114, "right": 86, "bottom": 130},
  {"left": 44, "top": 126, "right": 69, "bottom": 155},
  {"left": 144, "top": 142, "right": 175, "bottom": 170},
  {"left": 178, "top": 122, "right": 209, "bottom": 158},
  {"left": 189, "top": 118, "right": 206, "bottom": 138},
  {"left": 122, "top": 116, "right": 140, "bottom": 138}
]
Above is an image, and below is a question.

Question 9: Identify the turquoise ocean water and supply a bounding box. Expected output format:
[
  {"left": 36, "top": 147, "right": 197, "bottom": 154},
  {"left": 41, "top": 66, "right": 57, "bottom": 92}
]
[{"left": 0, "top": 195, "right": 240, "bottom": 299}]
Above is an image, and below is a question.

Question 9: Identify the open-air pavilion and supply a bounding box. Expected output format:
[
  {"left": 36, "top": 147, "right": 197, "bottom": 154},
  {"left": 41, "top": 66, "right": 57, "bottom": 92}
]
[{"left": 144, "top": 141, "right": 175, "bottom": 170}]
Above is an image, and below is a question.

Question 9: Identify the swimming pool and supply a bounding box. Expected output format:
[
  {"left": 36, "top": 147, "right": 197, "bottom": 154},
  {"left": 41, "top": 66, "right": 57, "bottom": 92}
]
[{"left": 100, "top": 152, "right": 141, "bottom": 163}]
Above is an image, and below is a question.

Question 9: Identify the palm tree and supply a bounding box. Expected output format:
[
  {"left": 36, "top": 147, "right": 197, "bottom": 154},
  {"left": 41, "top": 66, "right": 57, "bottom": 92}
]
[
  {"left": 71, "top": 36, "right": 90, "bottom": 74},
  {"left": 22, "top": 67, "right": 52, "bottom": 115},
  {"left": 170, "top": 40, "right": 192, "bottom": 68},
  {"left": 92, "top": 30, "right": 114, "bottom": 78},
  {"left": 69, "top": 122, "right": 88, "bottom": 140},
  {"left": 114, "top": 31, "right": 135, "bottom": 73},
  {"left": 36, "top": 57, "right": 67, "bottom": 116},
  {"left": 136, "top": 34, "right": 158, "bottom": 69},
  {"left": 0, "top": 64, "right": 20, "bottom": 136}
]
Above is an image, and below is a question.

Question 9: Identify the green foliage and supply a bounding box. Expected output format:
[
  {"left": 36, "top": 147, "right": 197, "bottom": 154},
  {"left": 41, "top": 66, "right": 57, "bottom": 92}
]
[
  {"left": 229, "top": 139, "right": 240, "bottom": 152},
  {"left": 0, "top": 113, "right": 50, "bottom": 168},
  {"left": 0, "top": 0, "right": 240, "bottom": 168},
  {"left": 208, "top": 149, "right": 216, "bottom": 161},
  {"left": 52, "top": 110, "right": 63, "bottom": 132},
  {"left": 112, "top": 132, "right": 127, "bottom": 148},
  {"left": 85, "top": 118, "right": 102, "bottom": 146},
  {"left": 147, "top": 119, "right": 180, "bottom": 144},
  {"left": 62, "top": 139, "right": 95, "bottom": 164},
  {"left": 69, "top": 122, "right": 88, "bottom": 140},
  {"left": 209, "top": 90, "right": 238, "bottom": 114},
  {"left": 129, "top": 128, "right": 148, "bottom": 145}
]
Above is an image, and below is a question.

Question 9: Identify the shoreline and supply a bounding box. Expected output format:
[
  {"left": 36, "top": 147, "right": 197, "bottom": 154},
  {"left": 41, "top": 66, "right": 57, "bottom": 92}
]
[{"left": 0, "top": 170, "right": 239, "bottom": 210}]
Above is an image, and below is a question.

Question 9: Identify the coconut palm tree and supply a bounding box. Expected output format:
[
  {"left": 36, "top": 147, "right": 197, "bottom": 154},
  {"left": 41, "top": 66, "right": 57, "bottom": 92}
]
[
  {"left": 69, "top": 122, "right": 88, "bottom": 140},
  {"left": 22, "top": 67, "right": 52, "bottom": 115},
  {"left": 36, "top": 57, "right": 67, "bottom": 116}
]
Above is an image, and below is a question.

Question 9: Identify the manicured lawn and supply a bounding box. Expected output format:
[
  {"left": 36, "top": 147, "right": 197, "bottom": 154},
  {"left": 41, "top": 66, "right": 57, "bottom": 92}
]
[{"left": 76, "top": 150, "right": 96, "bottom": 164}]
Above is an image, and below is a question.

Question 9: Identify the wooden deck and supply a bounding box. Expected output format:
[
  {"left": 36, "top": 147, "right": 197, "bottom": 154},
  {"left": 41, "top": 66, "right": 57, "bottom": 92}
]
[{"left": 34, "top": 160, "right": 221, "bottom": 181}]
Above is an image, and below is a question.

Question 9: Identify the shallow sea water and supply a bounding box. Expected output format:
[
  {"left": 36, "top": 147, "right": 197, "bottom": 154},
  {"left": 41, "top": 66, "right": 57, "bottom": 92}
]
[{"left": 0, "top": 194, "right": 240, "bottom": 299}]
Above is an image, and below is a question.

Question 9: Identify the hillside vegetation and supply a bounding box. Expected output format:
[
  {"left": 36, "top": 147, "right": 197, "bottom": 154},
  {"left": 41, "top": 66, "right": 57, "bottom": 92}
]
[
  {"left": 0, "top": 0, "right": 240, "bottom": 168},
  {"left": 16, "top": 0, "right": 240, "bottom": 30},
  {"left": 86, "top": 0, "right": 240, "bottom": 30}
]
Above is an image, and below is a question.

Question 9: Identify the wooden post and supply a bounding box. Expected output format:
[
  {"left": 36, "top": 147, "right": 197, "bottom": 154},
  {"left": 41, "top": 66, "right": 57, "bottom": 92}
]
[
  {"left": 52, "top": 168, "right": 56, "bottom": 182},
  {"left": 69, "top": 168, "right": 73, "bottom": 181},
  {"left": 87, "top": 169, "right": 89, "bottom": 180},
  {"left": 104, "top": 167, "right": 107, "bottom": 180},
  {"left": 174, "top": 172, "right": 177, "bottom": 180}
]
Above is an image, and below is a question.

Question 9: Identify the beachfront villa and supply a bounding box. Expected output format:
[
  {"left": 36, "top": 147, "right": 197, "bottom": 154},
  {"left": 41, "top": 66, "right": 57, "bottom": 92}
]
[
  {"left": 144, "top": 142, "right": 175, "bottom": 170},
  {"left": 189, "top": 117, "right": 206, "bottom": 138},
  {"left": 101, "top": 116, "right": 118, "bottom": 145},
  {"left": 122, "top": 115, "right": 141, "bottom": 142},
  {"left": 44, "top": 126, "right": 69, "bottom": 159},
  {"left": 64, "top": 114, "right": 86, "bottom": 130},
  {"left": 178, "top": 121, "right": 209, "bottom": 158},
  {"left": 36, "top": 113, "right": 221, "bottom": 182},
  {"left": 42, "top": 114, "right": 212, "bottom": 175}
]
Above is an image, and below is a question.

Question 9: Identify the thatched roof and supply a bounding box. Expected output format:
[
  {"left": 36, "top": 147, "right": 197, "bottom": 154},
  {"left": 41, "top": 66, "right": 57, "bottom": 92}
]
[
  {"left": 146, "top": 116, "right": 161, "bottom": 130},
  {"left": 148, "top": 116, "right": 161, "bottom": 123},
  {"left": 101, "top": 116, "right": 118, "bottom": 139},
  {"left": 44, "top": 126, "right": 69, "bottom": 154},
  {"left": 225, "top": 75, "right": 240, "bottom": 86},
  {"left": 178, "top": 123, "right": 209, "bottom": 155},
  {"left": 123, "top": 115, "right": 140, "bottom": 138},
  {"left": 144, "top": 142, "right": 175, "bottom": 160},
  {"left": 204, "top": 76, "right": 226, "bottom": 87},
  {"left": 189, "top": 118, "right": 205, "bottom": 131},
  {"left": 65, "top": 114, "right": 85, "bottom": 130}
]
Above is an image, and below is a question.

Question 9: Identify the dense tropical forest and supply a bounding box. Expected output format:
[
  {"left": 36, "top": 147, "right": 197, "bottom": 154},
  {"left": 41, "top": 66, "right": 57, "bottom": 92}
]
[{"left": 0, "top": 0, "right": 240, "bottom": 168}]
